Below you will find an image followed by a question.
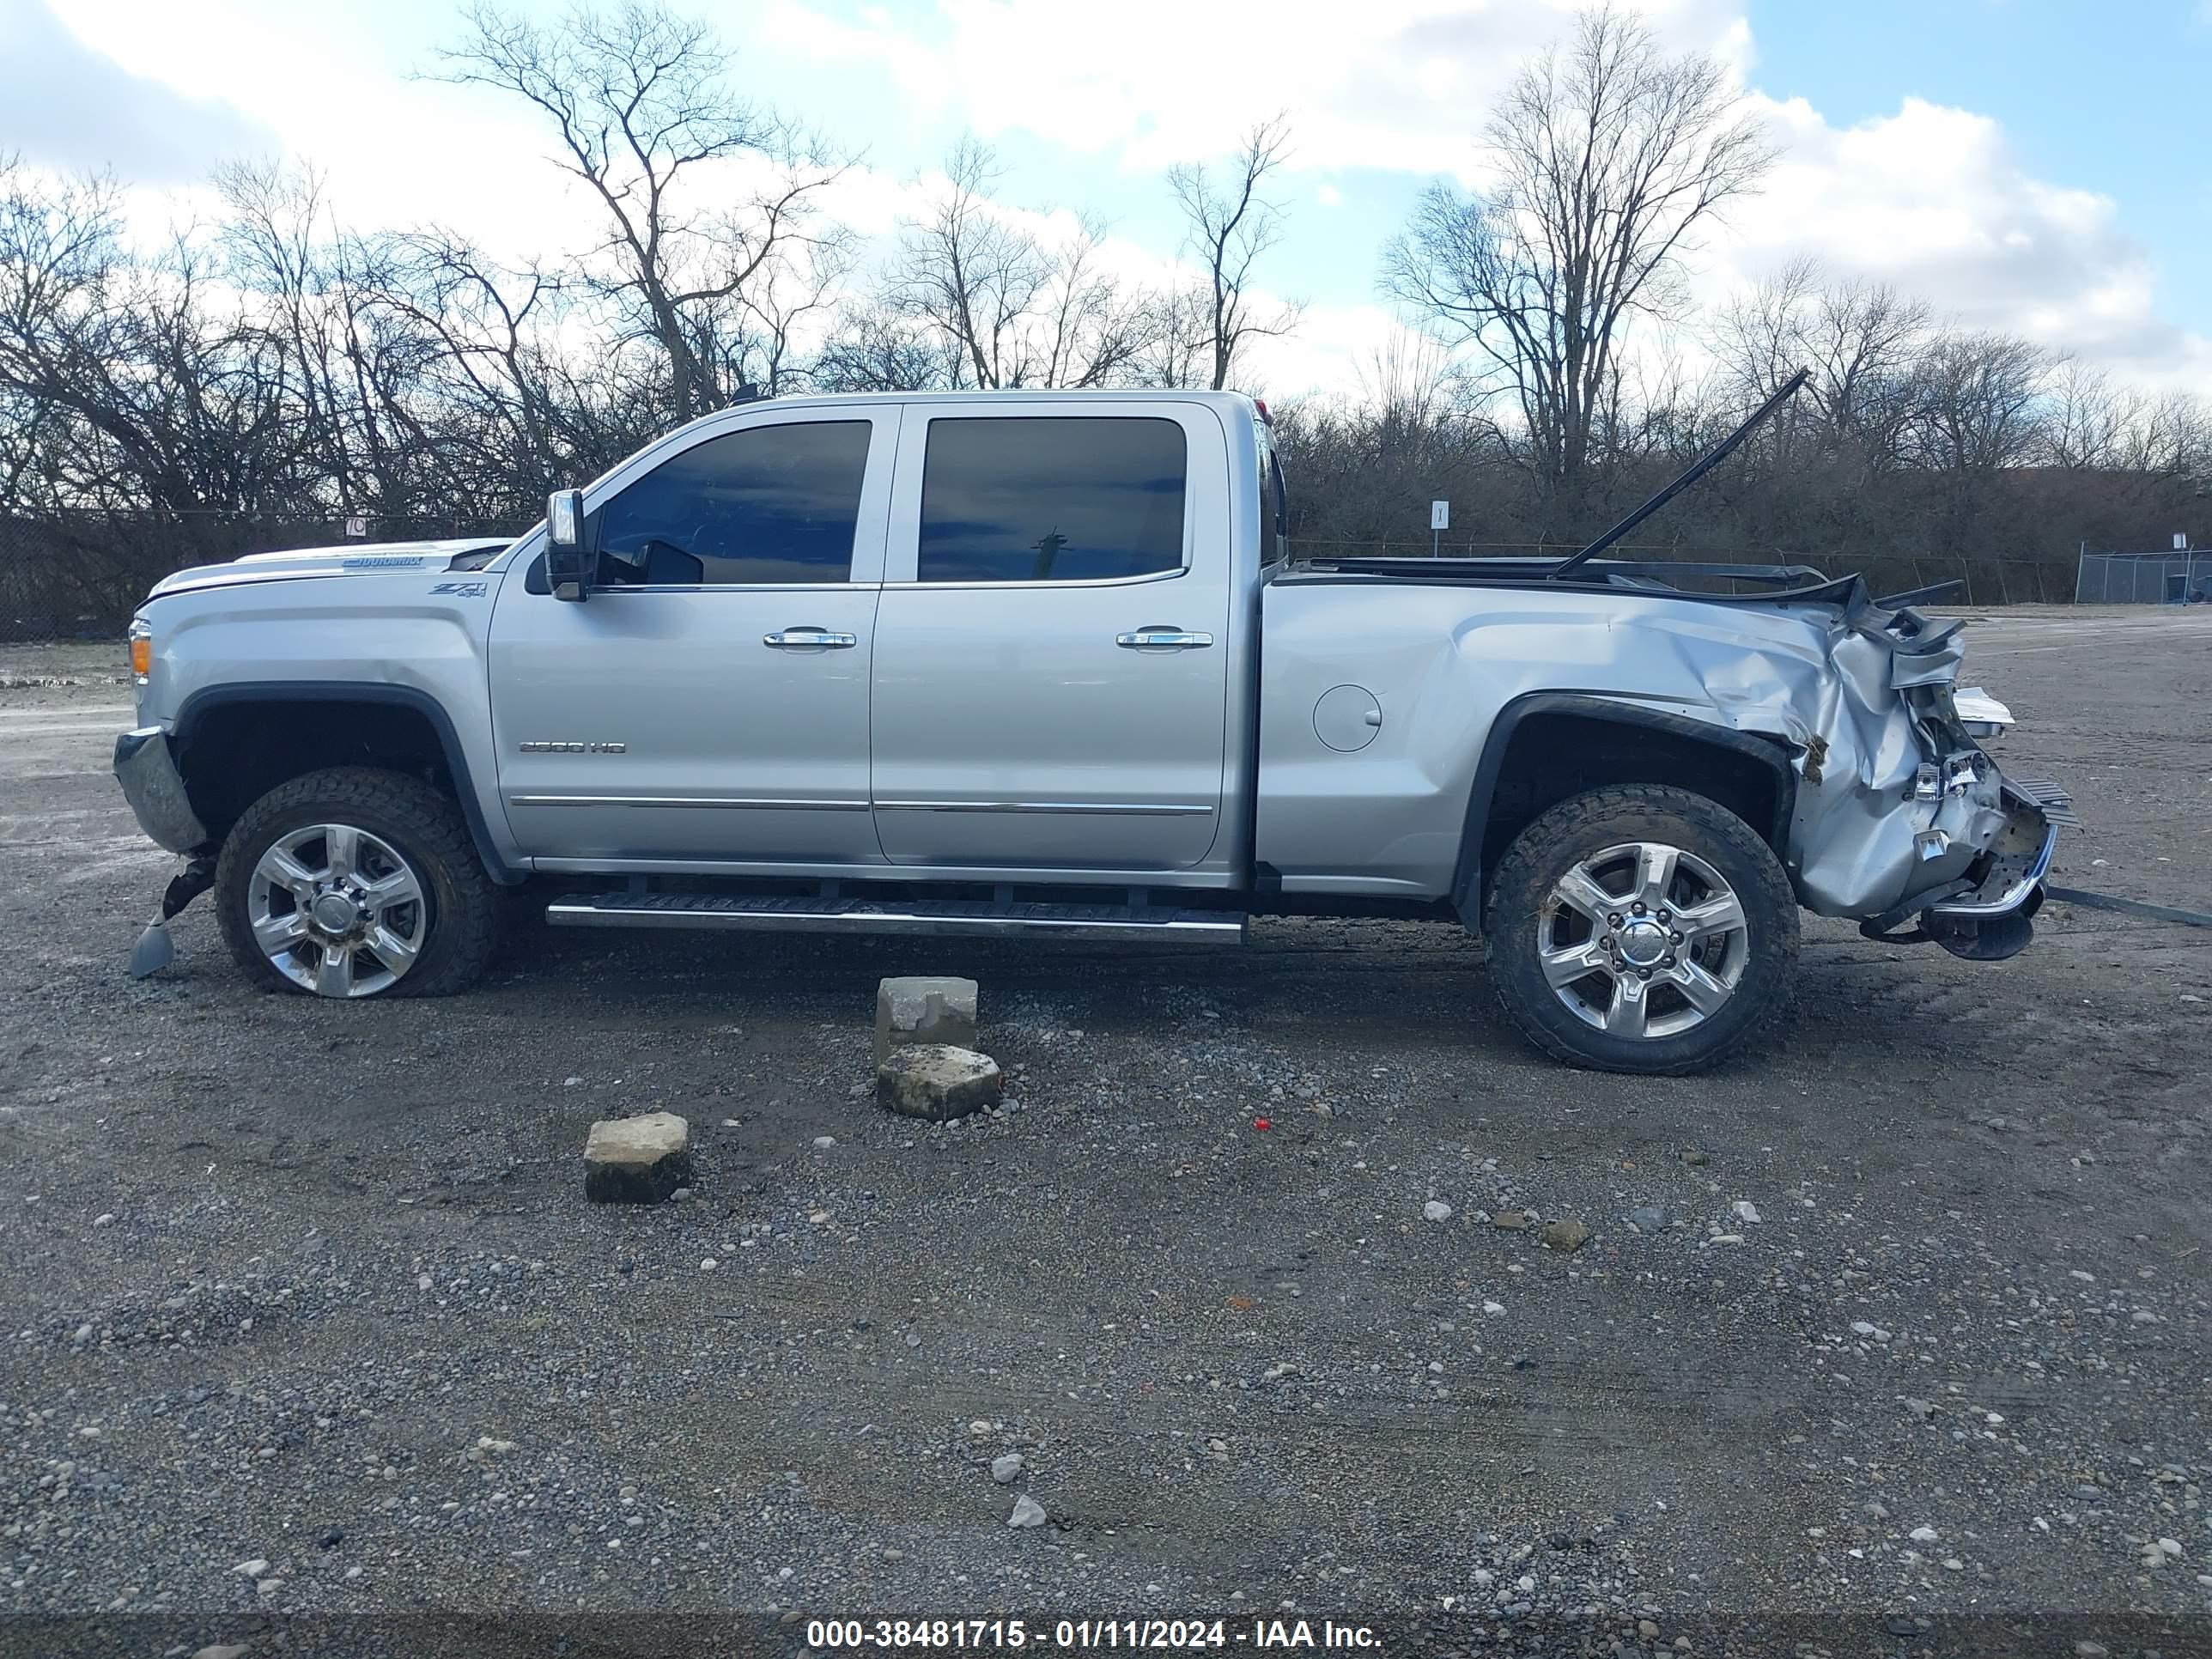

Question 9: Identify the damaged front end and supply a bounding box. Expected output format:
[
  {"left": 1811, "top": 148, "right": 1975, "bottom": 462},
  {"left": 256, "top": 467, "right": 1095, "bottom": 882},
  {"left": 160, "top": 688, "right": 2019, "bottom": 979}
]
[
  {"left": 1510, "top": 368, "right": 2070, "bottom": 963},
  {"left": 1784, "top": 592, "right": 2074, "bottom": 962}
]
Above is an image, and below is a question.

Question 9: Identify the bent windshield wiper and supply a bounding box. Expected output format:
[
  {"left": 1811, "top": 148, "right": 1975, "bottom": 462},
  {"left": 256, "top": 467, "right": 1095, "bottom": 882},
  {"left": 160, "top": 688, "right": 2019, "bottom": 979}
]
[{"left": 1549, "top": 368, "right": 1810, "bottom": 581}]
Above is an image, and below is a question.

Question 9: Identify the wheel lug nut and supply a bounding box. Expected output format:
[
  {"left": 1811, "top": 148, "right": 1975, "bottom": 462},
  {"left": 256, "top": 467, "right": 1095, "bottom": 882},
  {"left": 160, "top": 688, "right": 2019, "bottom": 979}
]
[
  {"left": 1632, "top": 902, "right": 1645, "bottom": 915},
  {"left": 1637, "top": 969, "right": 1651, "bottom": 981},
  {"left": 1608, "top": 915, "right": 1622, "bottom": 928},
  {"left": 1663, "top": 954, "right": 1676, "bottom": 967},
  {"left": 1670, "top": 931, "right": 1683, "bottom": 944}
]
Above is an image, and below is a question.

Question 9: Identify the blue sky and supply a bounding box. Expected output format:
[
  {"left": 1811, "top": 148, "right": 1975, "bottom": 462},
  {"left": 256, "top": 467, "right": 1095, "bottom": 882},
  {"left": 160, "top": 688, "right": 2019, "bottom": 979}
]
[{"left": 6, "top": 0, "right": 2208, "bottom": 394}]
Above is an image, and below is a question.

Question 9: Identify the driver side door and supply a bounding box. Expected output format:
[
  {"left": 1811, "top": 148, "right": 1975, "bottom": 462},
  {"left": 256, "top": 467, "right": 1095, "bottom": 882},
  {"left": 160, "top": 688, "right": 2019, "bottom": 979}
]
[{"left": 489, "top": 407, "right": 896, "bottom": 867}]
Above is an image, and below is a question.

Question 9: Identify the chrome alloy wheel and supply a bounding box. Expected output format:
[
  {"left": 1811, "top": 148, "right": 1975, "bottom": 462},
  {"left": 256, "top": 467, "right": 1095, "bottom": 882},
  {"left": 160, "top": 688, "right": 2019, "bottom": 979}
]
[
  {"left": 1536, "top": 840, "right": 1749, "bottom": 1040},
  {"left": 246, "top": 823, "right": 428, "bottom": 997}
]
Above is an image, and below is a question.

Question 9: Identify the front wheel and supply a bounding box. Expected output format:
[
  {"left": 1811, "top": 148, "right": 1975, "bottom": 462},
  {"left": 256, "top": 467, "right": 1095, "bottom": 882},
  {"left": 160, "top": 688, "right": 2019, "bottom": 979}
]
[
  {"left": 215, "top": 767, "right": 498, "bottom": 1000},
  {"left": 1482, "top": 784, "right": 1798, "bottom": 1074}
]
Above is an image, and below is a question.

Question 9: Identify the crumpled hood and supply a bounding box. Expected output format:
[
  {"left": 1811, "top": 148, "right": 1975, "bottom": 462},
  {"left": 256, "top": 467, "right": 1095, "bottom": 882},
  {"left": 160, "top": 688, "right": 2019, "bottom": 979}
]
[{"left": 145, "top": 538, "right": 513, "bottom": 601}]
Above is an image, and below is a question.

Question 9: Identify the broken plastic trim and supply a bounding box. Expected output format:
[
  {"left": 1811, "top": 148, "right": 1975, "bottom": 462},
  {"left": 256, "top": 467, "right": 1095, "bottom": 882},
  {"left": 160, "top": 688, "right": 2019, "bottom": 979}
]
[
  {"left": 1857, "top": 879, "right": 1976, "bottom": 942},
  {"left": 1859, "top": 884, "right": 2044, "bottom": 961},
  {"left": 128, "top": 855, "right": 216, "bottom": 980}
]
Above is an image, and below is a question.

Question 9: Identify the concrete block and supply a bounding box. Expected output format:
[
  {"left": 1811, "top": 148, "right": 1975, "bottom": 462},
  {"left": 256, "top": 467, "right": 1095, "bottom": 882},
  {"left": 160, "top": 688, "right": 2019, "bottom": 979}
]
[
  {"left": 875, "top": 975, "right": 978, "bottom": 1064},
  {"left": 583, "top": 1111, "right": 691, "bottom": 1203},
  {"left": 877, "top": 1044, "right": 1001, "bottom": 1122}
]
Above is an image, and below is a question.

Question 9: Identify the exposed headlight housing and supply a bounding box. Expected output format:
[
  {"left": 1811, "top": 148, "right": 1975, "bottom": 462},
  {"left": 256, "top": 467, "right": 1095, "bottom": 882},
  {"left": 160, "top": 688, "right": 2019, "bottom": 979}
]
[{"left": 1951, "top": 685, "right": 2012, "bottom": 738}]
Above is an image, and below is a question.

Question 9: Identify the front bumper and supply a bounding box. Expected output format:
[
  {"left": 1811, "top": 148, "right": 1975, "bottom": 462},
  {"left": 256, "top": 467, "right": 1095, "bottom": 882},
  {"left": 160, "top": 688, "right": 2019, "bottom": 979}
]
[
  {"left": 114, "top": 726, "right": 209, "bottom": 854},
  {"left": 1925, "top": 775, "right": 2074, "bottom": 920},
  {"left": 1928, "top": 820, "right": 2057, "bottom": 918}
]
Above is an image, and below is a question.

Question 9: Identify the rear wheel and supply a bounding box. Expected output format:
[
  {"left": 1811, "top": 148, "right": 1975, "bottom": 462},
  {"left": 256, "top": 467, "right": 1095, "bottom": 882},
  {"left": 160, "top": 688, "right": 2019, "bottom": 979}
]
[
  {"left": 1482, "top": 784, "right": 1797, "bottom": 1074},
  {"left": 215, "top": 767, "right": 497, "bottom": 999}
]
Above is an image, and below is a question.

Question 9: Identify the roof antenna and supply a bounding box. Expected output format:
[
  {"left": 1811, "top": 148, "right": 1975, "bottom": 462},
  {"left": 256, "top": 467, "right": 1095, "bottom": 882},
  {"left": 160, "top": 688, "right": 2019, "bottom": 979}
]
[{"left": 1550, "top": 368, "right": 1810, "bottom": 580}]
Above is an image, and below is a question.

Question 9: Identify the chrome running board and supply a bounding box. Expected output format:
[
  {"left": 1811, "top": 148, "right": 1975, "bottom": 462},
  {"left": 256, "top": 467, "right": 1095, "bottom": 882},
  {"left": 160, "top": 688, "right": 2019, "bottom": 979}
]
[{"left": 545, "top": 890, "right": 1247, "bottom": 944}]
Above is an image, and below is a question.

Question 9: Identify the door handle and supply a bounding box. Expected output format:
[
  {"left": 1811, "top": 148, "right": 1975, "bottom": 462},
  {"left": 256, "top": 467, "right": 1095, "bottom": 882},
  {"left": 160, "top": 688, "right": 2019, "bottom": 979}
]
[
  {"left": 1115, "top": 629, "right": 1214, "bottom": 649},
  {"left": 763, "top": 627, "right": 858, "bottom": 649}
]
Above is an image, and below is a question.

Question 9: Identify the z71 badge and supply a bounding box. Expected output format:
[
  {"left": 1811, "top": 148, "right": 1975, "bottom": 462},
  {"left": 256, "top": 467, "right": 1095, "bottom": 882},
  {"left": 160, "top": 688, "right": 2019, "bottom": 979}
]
[{"left": 429, "top": 580, "right": 489, "bottom": 598}]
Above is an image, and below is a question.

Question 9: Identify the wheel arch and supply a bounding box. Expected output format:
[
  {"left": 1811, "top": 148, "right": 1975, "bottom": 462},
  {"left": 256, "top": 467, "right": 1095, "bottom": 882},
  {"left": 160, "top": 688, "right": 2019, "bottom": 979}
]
[
  {"left": 1451, "top": 692, "right": 1798, "bottom": 927},
  {"left": 172, "top": 682, "right": 523, "bottom": 885}
]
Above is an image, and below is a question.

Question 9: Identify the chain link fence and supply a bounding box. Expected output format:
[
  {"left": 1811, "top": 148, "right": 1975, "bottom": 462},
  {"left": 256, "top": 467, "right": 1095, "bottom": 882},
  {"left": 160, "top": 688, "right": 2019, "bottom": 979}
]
[
  {"left": 0, "top": 511, "right": 529, "bottom": 641},
  {"left": 2073, "top": 550, "right": 2212, "bottom": 605}
]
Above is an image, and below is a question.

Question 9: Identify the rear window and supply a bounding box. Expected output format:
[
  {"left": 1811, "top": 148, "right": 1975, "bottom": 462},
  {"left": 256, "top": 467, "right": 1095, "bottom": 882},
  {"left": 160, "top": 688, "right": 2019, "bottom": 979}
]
[{"left": 917, "top": 416, "right": 1186, "bottom": 583}]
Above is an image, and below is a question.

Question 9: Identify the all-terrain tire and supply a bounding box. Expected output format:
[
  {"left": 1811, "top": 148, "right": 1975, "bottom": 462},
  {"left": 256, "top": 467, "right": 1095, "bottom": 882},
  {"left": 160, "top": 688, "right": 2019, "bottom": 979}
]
[
  {"left": 215, "top": 767, "right": 499, "bottom": 999},
  {"left": 1481, "top": 784, "right": 1798, "bottom": 1075}
]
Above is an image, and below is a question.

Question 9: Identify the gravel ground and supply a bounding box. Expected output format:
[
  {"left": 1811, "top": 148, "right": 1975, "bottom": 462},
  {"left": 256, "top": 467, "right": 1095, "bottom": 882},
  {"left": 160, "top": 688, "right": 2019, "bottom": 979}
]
[{"left": 0, "top": 609, "right": 2207, "bottom": 1658}]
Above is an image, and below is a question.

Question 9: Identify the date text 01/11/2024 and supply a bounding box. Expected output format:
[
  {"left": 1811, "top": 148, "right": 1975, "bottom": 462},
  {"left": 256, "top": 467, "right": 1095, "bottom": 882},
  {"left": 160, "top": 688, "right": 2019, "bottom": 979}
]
[{"left": 803, "top": 1619, "right": 1382, "bottom": 1650}]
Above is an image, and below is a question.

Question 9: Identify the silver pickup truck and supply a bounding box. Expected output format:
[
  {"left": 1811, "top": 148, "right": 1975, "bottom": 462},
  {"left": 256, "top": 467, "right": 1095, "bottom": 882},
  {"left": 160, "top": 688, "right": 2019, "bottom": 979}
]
[{"left": 113, "top": 387, "right": 2069, "bottom": 1074}]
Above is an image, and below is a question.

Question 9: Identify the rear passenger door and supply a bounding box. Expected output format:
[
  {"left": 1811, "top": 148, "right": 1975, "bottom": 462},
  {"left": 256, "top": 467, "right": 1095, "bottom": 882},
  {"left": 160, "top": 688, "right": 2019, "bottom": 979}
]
[{"left": 868, "top": 404, "right": 1231, "bottom": 872}]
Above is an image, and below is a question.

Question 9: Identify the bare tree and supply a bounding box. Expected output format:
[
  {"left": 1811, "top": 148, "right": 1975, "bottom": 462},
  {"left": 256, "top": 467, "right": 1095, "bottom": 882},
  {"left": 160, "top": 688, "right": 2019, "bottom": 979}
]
[
  {"left": 1908, "top": 331, "right": 2053, "bottom": 476},
  {"left": 1383, "top": 4, "right": 1775, "bottom": 518},
  {"left": 0, "top": 160, "right": 123, "bottom": 508},
  {"left": 1714, "top": 257, "right": 1929, "bottom": 476},
  {"left": 2117, "top": 392, "right": 2211, "bottom": 482},
  {"left": 1167, "top": 116, "right": 1301, "bottom": 390},
  {"left": 811, "top": 302, "right": 960, "bottom": 392},
  {"left": 1133, "top": 283, "right": 1213, "bottom": 390},
  {"left": 890, "top": 139, "right": 1040, "bottom": 390},
  {"left": 215, "top": 161, "right": 442, "bottom": 520},
  {"left": 433, "top": 1, "right": 848, "bottom": 423},
  {"left": 1711, "top": 257, "right": 1814, "bottom": 404},
  {"left": 13, "top": 57, "right": 2212, "bottom": 629},
  {"left": 1798, "top": 280, "right": 1930, "bottom": 452},
  {"left": 379, "top": 230, "right": 582, "bottom": 504},
  {"left": 890, "top": 138, "right": 1164, "bottom": 389},
  {"left": 0, "top": 159, "right": 296, "bottom": 515},
  {"left": 1900, "top": 330, "right": 2054, "bottom": 564},
  {"left": 2038, "top": 358, "right": 2142, "bottom": 471},
  {"left": 1272, "top": 332, "right": 1510, "bottom": 556}
]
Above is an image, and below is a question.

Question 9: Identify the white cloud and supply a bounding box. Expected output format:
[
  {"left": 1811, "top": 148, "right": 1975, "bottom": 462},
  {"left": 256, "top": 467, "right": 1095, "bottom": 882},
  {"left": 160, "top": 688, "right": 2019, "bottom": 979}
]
[
  {"left": 766, "top": 0, "right": 1750, "bottom": 176},
  {"left": 27, "top": 0, "right": 2209, "bottom": 397},
  {"left": 1707, "top": 95, "right": 2212, "bottom": 388},
  {"left": 1243, "top": 301, "right": 1406, "bottom": 401},
  {"left": 41, "top": 0, "right": 580, "bottom": 261},
  {"left": 770, "top": 0, "right": 2207, "bottom": 392},
  {"left": 0, "top": 0, "right": 275, "bottom": 180}
]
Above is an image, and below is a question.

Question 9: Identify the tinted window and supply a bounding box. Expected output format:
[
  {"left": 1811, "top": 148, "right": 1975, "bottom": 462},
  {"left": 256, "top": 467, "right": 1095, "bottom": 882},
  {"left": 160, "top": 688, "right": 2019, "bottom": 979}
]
[
  {"left": 1255, "top": 417, "right": 1287, "bottom": 563},
  {"left": 595, "top": 420, "right": 871, "bottom": 584},
  {"left": 917, "top": 416, "right": 1186, "bottom": 583}
]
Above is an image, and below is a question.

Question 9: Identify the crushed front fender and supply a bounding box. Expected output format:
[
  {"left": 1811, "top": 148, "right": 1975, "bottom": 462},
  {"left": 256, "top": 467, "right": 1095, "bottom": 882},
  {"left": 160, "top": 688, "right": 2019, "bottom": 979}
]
[{"left": 1774, "top": 598, "right": 2064, "bottom": 922}]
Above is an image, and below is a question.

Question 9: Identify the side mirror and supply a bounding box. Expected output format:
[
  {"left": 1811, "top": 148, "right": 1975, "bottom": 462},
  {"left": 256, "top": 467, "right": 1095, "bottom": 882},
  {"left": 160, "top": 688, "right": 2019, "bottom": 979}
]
[{"left": 544, "top": 488, "right": 592, "bottom": 601}]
